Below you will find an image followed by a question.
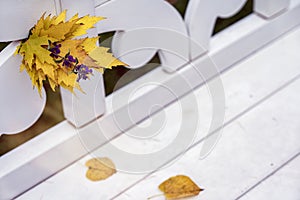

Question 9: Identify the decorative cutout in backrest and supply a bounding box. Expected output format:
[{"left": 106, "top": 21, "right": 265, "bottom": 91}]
[
  {"left": 0, "top": 42, "right": 46, "bottom": 134},
  {"left": 0, "top": 0, "right": 291, "bottom": 134},
  {"left": 185, "top": 0, "right": 248, "bottom": 59},
  {"left": 97, "top": 0, "right": 291, "bottom": 68},
  {"left": 96, "top": 0, "right": 189, "bottom": 73},
  {"left": 186, "top": 0, "right": 290, "bottom": 58}
]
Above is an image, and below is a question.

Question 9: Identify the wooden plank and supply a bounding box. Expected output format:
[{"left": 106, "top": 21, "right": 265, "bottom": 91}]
[
  {"left": 0, "top": 122, "right": 88, "bottom": 200},
  {"left": 115, "top": 78, "right": 300, "bottom": 200},
  {"left": 2, "top": 1, "right": 300, "bottom": 198},
  {"left": 239, "top": 154, "right": 300, "bottom": 200},
  {"left": 15, "top": 26, "right": 300, "bottom": 199}
]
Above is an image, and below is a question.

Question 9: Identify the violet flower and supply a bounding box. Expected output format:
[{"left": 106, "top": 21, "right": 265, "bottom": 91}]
[{"left": 74, "top": 64, "right": 93, "bottom": 82}]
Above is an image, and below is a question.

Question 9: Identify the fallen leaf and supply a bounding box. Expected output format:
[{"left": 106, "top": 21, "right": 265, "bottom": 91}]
[
  {"left": 158, "top": 175, "right": 203, "bottom": 200},
  {"left": 85, "top": 157, "right": 116, "bottom": 181}
]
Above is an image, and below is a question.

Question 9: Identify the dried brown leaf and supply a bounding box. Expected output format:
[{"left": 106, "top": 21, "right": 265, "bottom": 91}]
[
  {"left": 158, "top": 175, "right": 203, "bottom": 200},
  {"left": 85, "top": 157, "right": 116, "bottom": 181}
]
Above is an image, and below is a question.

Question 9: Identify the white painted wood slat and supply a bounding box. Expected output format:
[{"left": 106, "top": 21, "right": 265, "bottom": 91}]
[
  {"left": 254, "top": 0, "right": 290, "bottom": 18},
  {"left": 0, "top": 0, "right": 56, "bottom": 42},
  {"left": 15, "top": 25, "right": 300, "bottom": 200},
  {"left": 116, "top": 78, "right": 300, "bottom": 200},
  {"left": 58, "top": 0, "right": 106, "bottom": 128},
  {"left": 240, "top": 154, "right": 300, "bottom": 200},
  {"left": 2, "top": 1, "right": 300, "bottom": 199}
]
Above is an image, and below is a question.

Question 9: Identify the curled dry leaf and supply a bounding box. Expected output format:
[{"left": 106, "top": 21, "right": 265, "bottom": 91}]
[
  {"left": 158, "top": 175, "right": 204, "bottom": 200},
  {"left": 85, "top": 157, "right": 116, "bottom": 181}
]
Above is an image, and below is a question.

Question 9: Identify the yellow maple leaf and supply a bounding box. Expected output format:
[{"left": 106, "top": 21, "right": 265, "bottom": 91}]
[
  {"left": 22, "top": 63, "right": 41, "bottom": 93},
  {"left": 32, "top": 11, "right": 66, "bottom": 37},
  {"left": 43, "top": 14, "right": 54, "bottom": 30},
  {"left": 20, "top": 61, "right": 26, "bottom": 72},
  {"left": 21, "top": 61, "right": 44, "bottom": 95},
  {"left": 89, "top": 47, "right": 127, "bottom": 71},
  {"left": 82, "top": 37, "right": 99, "bottom": 53},
  {"left": 16, "top": 35, "right": 55, "bottom": 67},
  {"left": 57, "top": 69, "right": 77, "bottom": 86},
  {"left": 158, "top": 175, "right": 204, "bottom": 200},
  {"left": 37, "top": 69, "right": 46, "bottom": 89},
  {"left": 15, "top": 10, "right": 125, "bottom": 95},
  {"left": 40, "top": 20, "right": 77, "bottom": 40},
  {"left": 71, "top": 15, "right": 105, "bottom": 37},
  {"left": 52, "top": 10, "right": 66, "bottom": 25},
  {"left": 85, "top": 157, "right": 117, "bottom": 181},
  {"left": 60, "top": 14, "right": 104, "bottom": 40},
  {"left": 35, "top": 58, "right": 56, "bottom": 80},
  {"left": 30, "top": 13, "right": 47, "bottom": 37},
  {"left": 58, "top": 38, "right": 87, "bottom": 62},
  {"left": 48, "top": 77, "right": 57, "bottom": 91}
]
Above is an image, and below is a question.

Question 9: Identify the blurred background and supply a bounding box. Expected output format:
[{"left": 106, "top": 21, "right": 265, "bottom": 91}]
[{"left": 0, "top": 0, "right": 253, "bottom": 155}]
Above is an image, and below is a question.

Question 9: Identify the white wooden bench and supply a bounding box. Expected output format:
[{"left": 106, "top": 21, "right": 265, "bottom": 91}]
[{"left": 1, "top": 0, "right": 300, "bottom": 199}]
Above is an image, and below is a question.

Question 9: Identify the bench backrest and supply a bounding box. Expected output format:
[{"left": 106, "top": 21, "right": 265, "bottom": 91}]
[
  {"left": 0, "top": 0, "right": 290, "bottom": 133},
  {"left": 1, "top": 0, "right": 299, "bottom": 199}
]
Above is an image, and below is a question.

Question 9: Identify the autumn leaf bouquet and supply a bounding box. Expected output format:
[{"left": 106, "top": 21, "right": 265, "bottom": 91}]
[{"left": 15, "top": 10, "right": 125, "bottom": 95}]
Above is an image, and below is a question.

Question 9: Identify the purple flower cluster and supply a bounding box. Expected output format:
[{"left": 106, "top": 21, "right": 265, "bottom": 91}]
[
  {"left": 49, "top": 42, "right": 61, "bottom": 59},
  {"left": 63, "top": 54, "right": 77, "bottom": 68},
  {"left": 74, "top": 64, "right": 93, "bottom": 82},
  {"left": 48, "top": 41, "right": 93, "bottom": 82}
]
